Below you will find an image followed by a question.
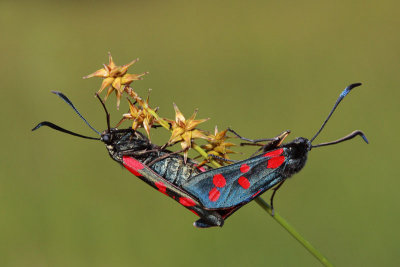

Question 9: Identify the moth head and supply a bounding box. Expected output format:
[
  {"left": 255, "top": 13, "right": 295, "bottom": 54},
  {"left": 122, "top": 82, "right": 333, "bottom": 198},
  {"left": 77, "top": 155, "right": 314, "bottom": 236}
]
[{"left": 283, "top": 137, "right": 311, "bottom": 158}]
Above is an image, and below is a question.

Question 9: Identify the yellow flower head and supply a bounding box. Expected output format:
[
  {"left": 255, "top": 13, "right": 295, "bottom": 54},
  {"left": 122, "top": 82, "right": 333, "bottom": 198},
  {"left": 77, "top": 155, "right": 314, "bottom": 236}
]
[
  {"left": 165, "top": 104, "right": 209, "bottom": 162},
  {"left": 116, "top": 92, "right": 158, "bottom": 139},
  {"left": 83, "top": 52, "right": 148, "bottom": 109},
  {"left": 201, "top": 126, "right": 236, "bottom": 165}
]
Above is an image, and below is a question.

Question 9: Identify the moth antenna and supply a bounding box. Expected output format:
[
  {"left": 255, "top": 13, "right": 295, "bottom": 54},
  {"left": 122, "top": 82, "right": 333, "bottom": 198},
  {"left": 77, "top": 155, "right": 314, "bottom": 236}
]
[
  {"left": 310, "top": 83, "right": 362, "bottom": 143},
  {"left": 32, "top": 91, "right": 101, "bottom": 140},
  {"left": 95, "top": 93, "right": 111, "bottom": 133},
  {"left": 51, "top": 91, "right": 101, "bottom": 135},
  {"left": 312, "top": 130, "right": 368, "bottom": 148},
  {"left": 32, "top": 121, "right": 100, "bottom": 140}
]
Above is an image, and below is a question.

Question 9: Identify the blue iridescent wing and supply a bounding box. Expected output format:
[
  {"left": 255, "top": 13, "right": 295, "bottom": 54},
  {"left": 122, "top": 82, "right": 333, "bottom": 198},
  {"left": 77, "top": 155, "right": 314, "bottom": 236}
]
[{"left": 182, "top": 148, "right": 287, "bottom": 209}]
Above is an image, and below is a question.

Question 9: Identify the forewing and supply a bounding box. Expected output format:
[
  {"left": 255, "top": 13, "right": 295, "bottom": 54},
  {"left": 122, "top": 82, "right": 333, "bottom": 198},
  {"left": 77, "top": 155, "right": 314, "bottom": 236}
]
[
  {"left": 122, "top": 156, "right": 203, "bottom": 215},
  {"left": 182, "top": 148, "right": 287, "bottom": 209},
  {"left": 122, "top": 156, "right": 226, "bottom": 227}
]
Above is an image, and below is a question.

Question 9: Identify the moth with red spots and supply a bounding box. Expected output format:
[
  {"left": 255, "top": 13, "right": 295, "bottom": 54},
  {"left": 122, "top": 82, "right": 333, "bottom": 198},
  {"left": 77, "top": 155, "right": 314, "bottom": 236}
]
[{"left": 32, "top": 83, "right": 368, "bottom": 228}]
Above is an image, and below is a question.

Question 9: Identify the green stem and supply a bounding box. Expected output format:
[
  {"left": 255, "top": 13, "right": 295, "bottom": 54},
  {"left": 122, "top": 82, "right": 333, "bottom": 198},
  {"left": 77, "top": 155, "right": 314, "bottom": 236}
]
[
  {"left": 147, "top": 106, "right": 333, "bottom": 266},
  {"left": 147, "top": 108, "right": 169, "bottom": 130},
  {"left": 254, "top": 198, "right": 333, "bottom": 267}
]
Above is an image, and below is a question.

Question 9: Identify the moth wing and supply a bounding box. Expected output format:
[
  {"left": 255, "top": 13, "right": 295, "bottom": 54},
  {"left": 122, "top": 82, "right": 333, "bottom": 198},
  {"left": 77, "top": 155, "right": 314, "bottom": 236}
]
[
  {"left": 122, "top": 155, "right": 226, "bottom": 226},
  {"left": 182, "top": 149, "right": 286, "bottom": 209}
]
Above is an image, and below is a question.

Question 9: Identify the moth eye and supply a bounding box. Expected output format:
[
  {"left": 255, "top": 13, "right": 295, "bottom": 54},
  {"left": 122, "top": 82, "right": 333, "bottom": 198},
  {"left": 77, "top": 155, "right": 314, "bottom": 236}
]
[{"left": 102, "top": 134, "right": 111, "bottom": 143}]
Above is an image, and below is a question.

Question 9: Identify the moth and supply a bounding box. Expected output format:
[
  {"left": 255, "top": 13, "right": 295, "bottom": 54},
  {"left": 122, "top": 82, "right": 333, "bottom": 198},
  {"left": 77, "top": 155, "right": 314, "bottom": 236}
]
[{"left": 33, "top": 83, "right": 368, "bottom": 227}]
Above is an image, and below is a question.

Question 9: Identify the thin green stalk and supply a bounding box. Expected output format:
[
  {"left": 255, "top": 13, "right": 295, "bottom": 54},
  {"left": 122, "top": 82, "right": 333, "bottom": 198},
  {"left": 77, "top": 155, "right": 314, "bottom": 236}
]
[
  {"left": 254, "top": 198, "right": 333, "bottom": 267},
  {"left": 147, "top": 107, "right": 333, "bottom": 266}
]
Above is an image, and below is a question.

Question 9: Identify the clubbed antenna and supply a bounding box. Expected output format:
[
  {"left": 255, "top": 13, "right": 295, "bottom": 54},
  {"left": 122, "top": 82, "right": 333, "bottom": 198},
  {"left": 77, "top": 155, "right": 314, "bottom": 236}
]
[
  {"left": 310, "top": 83, "right": 369, "bottom": 149},
  {"left": 32, "top": 121, "right": 100, "bottom": 140},
  {"left": 32, "top": 92, "right": 100, "bottom": 140},
  {"left": 310, "top": 83, "right": 362, "bottom": 143},
  {"left": 312, "top": 130, "right": 368, "bottom": 148},
  {"left": 51, "top": 91, "right": 101, "bottom": 135}
]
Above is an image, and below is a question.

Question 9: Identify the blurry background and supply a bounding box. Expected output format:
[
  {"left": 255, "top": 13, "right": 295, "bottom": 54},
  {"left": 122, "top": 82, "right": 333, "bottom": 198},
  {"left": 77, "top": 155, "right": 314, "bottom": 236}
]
[{"left": 1, "top": 0, "right": 399, "bottom": 266}]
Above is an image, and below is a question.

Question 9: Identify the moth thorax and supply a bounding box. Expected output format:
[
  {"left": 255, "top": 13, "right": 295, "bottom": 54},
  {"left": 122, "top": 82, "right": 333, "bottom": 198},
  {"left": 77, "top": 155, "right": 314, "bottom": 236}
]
[{"left": 283, "top": 155, "right": 308, "bottom": 178}]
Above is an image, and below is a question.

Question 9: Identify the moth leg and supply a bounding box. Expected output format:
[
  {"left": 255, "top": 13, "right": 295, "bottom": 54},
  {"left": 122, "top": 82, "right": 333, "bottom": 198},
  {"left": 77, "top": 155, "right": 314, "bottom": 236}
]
[
  {"left": 146, "top": 148, "right": 186, "bottom": 167},
  {"left": 270, "top": 180, "right": 285, "bottom": 216},
  {"left": 228, "top": 128, "right": 290, "bottom": 144},
  {"left": 121, "top": 148, "right": 160, "bottom": 156},
  {"left": 227, "top": 127, "right": 277, "bottom": 143},
  {"left": 228, "top": 128, "right": 291, "bottom": 155},
  {"left": 208, "top": 154, "right": 239, "bottom": 163}
]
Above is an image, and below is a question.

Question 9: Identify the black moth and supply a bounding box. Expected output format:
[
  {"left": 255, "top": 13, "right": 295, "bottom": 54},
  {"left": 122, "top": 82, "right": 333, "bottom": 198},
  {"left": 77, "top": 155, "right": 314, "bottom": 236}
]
[{"left": 33, "top": 83, "right": 368, "bottom": 228}]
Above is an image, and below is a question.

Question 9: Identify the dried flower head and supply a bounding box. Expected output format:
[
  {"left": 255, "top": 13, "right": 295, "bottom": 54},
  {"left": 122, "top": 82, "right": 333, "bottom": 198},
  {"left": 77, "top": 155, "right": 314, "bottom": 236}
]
[
  {"left": 201, "top": 126, "right": 236, "bottom": 165},
  {"left": 116, "top": 93, "right": 158, "bottom": 139},
  {"left": 83, "top": 52, "right": 148, "bottom": 109},
  {"left": 165, "top": 104, "right": 209, "bottom": 162}
]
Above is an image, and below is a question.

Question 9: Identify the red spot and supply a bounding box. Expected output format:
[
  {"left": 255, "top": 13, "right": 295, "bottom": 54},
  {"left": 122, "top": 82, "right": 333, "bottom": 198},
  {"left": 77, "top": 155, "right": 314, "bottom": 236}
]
[
  {"left": 122, "top": 156, "right": 144, "bottom": 177},
  {"left": 208, "top": 187, "right": 220, "bottom": 202},
  {"left": 263, "top": 148, "right": 284, "bottom": 158},
  {"left": 155, "top": 181, "right": 168, "bottom": 195},
  {"left": 196, "top": 165, "right": 207, "bottom": 172},
  {"left": 263, "top": 149, "right": 285, "bottom": 169},
  {"left": 267, "top": 156, "right": 285, "bottom": 169},
  {"left": 240, "top": 163, "right": 250, "bottom": 173},
  {"left": 251, "top": 189, "right": 262, "bottom": 198},
  {"left": 179, "top": 197, "right": 196, "bottom": 207},
  {"left": 190, "top": 210, "right": 199, "bottom": 217},
  {"left": 213, "top": 174, "right": 226, "bottom": 188},
  {"left": 238, "top": 176, "right": 250, "bottom": 189}
]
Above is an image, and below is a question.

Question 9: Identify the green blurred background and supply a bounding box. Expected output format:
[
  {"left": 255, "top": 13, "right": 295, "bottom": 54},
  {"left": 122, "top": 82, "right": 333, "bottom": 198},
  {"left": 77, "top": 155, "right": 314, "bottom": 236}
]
[{"left": 1, "top": 0, "right": 399, "bottom": 266}]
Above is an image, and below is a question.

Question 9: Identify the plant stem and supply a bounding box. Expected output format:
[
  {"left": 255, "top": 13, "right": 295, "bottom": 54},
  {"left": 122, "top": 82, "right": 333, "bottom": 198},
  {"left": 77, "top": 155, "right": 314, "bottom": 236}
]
[
  {"left": 147, "top": 107, "right": 333, "bottom": 266},
  {"left": 254, "top": 198, "right": 333, "bottom": 267}
]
